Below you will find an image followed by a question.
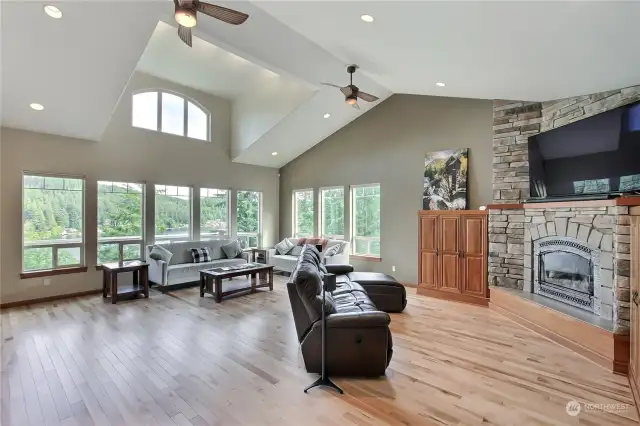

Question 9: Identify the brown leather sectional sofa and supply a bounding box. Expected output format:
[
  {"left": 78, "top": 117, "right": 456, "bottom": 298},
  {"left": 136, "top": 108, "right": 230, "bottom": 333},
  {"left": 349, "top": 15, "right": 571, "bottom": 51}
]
[{"left": 286, "top": 245, "right": 406, "bottom": 377}]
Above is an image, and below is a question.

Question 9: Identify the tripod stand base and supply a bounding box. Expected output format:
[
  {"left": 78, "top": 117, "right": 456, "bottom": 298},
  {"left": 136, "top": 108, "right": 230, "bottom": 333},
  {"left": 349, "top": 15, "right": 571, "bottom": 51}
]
[{"left": 303, "top": 376, "right": 344, "bottom": 394}]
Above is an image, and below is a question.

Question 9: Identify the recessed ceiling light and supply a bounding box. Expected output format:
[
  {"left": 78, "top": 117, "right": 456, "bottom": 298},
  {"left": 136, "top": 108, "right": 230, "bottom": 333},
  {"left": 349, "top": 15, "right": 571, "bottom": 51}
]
[
  {"left": 323, "top": 113, "right": 331, "bottom": 119},
  {"left": 271, "top": 152, "right": 278, "bottom": 156},
  {"left": 44, "top": 5, "right": 62, "bottom": 19},
  {"left": 360, "top": 14, "right": 374, "bottom": 23},
  {"left": 436, "top": 82, "right": 446, "bottom": 87},
  {"left": 30, "top": 103, "right": 44, "bottom": 111}
]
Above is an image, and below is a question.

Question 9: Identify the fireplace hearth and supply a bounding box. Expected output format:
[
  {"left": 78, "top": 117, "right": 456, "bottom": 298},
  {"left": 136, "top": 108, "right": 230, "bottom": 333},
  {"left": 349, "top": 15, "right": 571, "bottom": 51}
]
[{"left": 533, "top": 236, "right": 600, "bottom": 313}]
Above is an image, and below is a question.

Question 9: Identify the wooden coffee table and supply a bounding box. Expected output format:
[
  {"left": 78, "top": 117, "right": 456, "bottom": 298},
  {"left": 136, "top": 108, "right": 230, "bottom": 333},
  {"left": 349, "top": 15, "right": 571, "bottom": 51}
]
[{"left": 200, "top": 263, "right": 274, "bottom": 303}]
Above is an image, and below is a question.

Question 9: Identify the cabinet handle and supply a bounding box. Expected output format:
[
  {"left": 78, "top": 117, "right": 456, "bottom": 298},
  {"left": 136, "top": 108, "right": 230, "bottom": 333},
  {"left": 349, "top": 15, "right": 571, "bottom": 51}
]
[
  {"left": 435, "top": 248, "right": 438, "bottom": 256},
  {"left": 633, "top": 291, "right": 639, "bottom": 307}
]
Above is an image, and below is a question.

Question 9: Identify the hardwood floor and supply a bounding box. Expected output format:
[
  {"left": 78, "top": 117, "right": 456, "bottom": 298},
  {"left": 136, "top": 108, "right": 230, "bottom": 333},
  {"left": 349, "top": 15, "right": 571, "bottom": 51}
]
[{"left": 1, "top": 276, "right": 638, "bottom": 426}]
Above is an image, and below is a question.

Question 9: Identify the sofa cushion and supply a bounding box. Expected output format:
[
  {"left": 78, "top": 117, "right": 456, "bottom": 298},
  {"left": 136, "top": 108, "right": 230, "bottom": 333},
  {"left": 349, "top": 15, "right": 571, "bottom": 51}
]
[
  {"left": 291, "top": 246, "right": 335, "bottom": 322},
  {"left": 156, "top": 241, "right": 230, "bottom": 265},
  {"left": 190, "top": 247, "right": 212, "bottom": 263},
  {"left": 333, "top": 291, "right": 378, "bottom": 314},
  {"left": 221, "top": 240, "right": 242, "bottom": 259},
  {"left": 288, "top": 245, "right": 304, "bottom": 256},
  {"left": 324, "top": 243, "right": 343, "bottom": 257},
  {"left": 347, "top": 272, "right": 402, "bottom": 286},
  {"left": 149, "top": 245, "right": 173, "bottom": 263},
  {"left": 332, "top": 281, "right": 367, "bottom": 296}
]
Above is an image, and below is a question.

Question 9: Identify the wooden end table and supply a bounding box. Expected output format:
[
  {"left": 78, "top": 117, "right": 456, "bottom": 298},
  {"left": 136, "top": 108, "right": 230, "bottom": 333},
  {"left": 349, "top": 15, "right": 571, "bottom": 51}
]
[
  {"left": 250, "top": 248, "right": 268, "bottom": 263},
  {"left": 200, "top": 263, "right": 274, "bottom": 303},
  {"left": 102, "top": 260, "right": 149, "bottom": 304}
]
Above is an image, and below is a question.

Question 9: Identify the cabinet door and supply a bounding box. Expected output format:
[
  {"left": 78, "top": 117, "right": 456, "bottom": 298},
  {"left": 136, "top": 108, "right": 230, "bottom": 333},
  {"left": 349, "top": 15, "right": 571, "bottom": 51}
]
[
  {"left": 438, "top": 216, "right": 460, "bottom": 292},
  {"left": 461, "top": 215, "right": 487, "bottom": 298},
  {"left": 419, "top": 215, "right": 438, "bottom": 289},
  {"left": 631, "top": 217, "right": 640, "bottom": 381}
]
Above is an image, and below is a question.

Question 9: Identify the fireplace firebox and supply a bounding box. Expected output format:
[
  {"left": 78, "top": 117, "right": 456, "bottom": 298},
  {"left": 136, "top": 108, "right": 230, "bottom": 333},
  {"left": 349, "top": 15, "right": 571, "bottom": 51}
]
[{"left": 533, "top": 236, "right": 601, "bottom": 314}]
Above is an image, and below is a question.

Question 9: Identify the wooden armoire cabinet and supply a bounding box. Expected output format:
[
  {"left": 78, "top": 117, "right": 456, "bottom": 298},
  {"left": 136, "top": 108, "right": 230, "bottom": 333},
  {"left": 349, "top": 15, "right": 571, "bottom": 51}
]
[
  {"left": 629, "top": 213, "right": 640, "bottom": 400},
  {"left": 417, "top": 210, "right": 489, "bottom": 306}
]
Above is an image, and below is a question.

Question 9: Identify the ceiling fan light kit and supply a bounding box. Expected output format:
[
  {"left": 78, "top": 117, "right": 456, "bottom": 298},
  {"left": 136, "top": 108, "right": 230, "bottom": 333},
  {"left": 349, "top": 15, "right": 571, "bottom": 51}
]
[
  {"left": 173, "top": 0, "right": 249, "bottom": 47},
  {"left": 322, "top": 65, "right": 379, "bottom": 110},
  {"left": 175, "top": 7, "right": 197, "bottom": 28}
]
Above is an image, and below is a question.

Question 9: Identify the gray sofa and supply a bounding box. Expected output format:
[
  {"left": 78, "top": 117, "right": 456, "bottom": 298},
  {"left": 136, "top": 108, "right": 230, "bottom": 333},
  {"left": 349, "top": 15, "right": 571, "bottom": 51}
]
[{"left": 146, "top": 240, "right": 249, "bottom": 286}]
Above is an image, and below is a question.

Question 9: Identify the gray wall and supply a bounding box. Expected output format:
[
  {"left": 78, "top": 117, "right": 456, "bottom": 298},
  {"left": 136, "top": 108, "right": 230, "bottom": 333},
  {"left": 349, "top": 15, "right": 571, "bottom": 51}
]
[
  {"left": 279, "top": 94, "right": 493, "bottom": 284},
  {"left": 1, "top": 72, "right": 279, "bottom": 304}
]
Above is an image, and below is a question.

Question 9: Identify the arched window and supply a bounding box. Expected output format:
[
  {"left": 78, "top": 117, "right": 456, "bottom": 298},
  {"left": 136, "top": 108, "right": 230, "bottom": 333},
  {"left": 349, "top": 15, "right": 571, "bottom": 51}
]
[{"left": 132, "top": 90, "right": 210, "bottom": 141}]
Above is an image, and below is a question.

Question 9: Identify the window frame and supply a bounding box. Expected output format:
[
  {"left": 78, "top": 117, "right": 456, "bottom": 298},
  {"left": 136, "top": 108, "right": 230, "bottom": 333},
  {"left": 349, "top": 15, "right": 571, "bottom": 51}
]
[
  {"left": 349, "top": 183, "right": 381, "bottom": 259},
  {"left": 236, "top": 190, "right": 262, "bottom": 249},
  {"left": 132, "top": 89, "right": 211, "bottom": 141},
  {"left": 292, "top": 188, "right": 314, "bottom": 238},
  {"left": 318, "top": 186, "right": 345, "bottom": 240},
  {"left": 21, "top": 172, "right": 86, "bottom": 273},
  {"left": 154, "top": 184, "right": 194, "bottom": 244},
  {"left": 200, "top": 188, "right": 231, "bottom": 240},
  {"left": 97, "top": 180, "right": 146, "bottom": 265}
]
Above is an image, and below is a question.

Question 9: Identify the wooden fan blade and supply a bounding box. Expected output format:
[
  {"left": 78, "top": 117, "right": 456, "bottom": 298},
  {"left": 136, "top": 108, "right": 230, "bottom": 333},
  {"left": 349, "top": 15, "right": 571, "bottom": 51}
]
[
  {"left": 357, "top": 91, "right": 379, "bottom": 102},
  {"left": 178, "top": 25, "right": 192, "bottom": 47},
  {"left": 340, "top": 86, "right": 353, "bottom": 97},
  {"left": 352, "top": 102, "right": 360, "bottom": 110},
  {"left": 196, "top": 2, "right": 248, "bottom": 25},
  {"left": 321, "top": 83, "right": 342, "bottom": 88}
]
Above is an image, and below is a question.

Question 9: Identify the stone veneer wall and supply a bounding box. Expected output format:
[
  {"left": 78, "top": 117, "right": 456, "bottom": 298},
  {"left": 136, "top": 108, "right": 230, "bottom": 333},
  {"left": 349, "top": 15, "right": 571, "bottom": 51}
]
[{"left": 489, "top": 84, "right": 640, "bottom": 335}]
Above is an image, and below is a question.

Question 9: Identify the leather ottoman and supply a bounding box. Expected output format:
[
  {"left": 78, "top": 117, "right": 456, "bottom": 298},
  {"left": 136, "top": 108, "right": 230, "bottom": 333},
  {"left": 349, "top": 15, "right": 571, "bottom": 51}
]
[{"left": 347, "top": 272, "right": 407, "bottom": 313}]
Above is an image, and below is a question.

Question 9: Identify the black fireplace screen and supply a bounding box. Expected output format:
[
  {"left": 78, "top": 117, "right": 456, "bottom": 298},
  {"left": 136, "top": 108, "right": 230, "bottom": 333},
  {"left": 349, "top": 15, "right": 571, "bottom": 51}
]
[{"left": 540, "top": 251, "right": 593, "bottom": 296}]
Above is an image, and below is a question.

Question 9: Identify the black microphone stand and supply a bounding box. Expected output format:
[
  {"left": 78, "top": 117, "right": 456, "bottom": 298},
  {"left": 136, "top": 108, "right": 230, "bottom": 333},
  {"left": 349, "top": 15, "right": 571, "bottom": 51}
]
[{"left": 304, "top": 273, "right": 343, "bottom": 394}]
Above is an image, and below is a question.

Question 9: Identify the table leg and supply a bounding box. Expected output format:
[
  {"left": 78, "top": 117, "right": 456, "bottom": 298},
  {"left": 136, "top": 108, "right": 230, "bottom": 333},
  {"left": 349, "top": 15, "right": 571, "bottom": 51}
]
[
  {"left": 142, "top": 267, "right": 149, "bottom": 298},
  {"left": 111, "top": 272, "right": 118, "bottom": 304},
  {"left": 215, "top": 278, "right": 222, "bottom": 303},
  {"left": 269, "top": 268, "right": 273, "bottom": 291},
  {"left": 102, "top": 269, "right": 108, "bottom": 298},
  {"left": 133, "top": 269, "right": 139, "bottom": 287},
  {"left": 200, "top": 274, "right": 205, "bottom": 297},
  {"left": 251, "top": 272, "right": 257, "bottom": 293}
]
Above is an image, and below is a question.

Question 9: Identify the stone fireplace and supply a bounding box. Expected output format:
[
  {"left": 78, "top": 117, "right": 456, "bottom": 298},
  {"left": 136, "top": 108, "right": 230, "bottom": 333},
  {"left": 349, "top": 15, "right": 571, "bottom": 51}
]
[{"left": 488, "top": 84, "right": 640, "bottom": 335}]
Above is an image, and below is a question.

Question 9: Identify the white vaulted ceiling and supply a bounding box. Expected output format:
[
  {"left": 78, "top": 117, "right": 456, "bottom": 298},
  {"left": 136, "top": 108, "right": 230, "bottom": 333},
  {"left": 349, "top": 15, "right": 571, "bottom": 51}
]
[{"left": 2, "top": 1, "right": 640, "bottom": 168}]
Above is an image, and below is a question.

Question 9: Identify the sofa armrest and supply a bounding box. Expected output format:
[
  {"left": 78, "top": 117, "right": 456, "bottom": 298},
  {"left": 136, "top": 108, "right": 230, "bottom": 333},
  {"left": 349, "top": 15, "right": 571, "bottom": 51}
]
[
  {"left": 322, "top": 312, "right": 391, "bottom": 329},
  {"left": 325, "top": 264, "right": 354, "bottom": 275},
  {"left": 147, "top": 259, "right": 168, "bottom": 286},
  {"left": 240, "top": 251, "right": 251, "bottom": 262},
  {"left": 266, "top": 248, "right": 276, "bottom": 264}
]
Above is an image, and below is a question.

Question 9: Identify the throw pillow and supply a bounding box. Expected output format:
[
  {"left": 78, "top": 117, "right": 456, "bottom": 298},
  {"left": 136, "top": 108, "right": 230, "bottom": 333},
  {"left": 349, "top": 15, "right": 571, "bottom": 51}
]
[
  {"left": 190, "top": 247, "right": 211, "bottom": 263},
  {"left": 274, "top": 238, "right": 294, "bottom": 255},
  {"left": 149, "top": 245, "right": 173, "bottom": 263},
  {"left": 221, "top": 240, "right": 243, "bottom": 259},
  {"left": 288, "top": 245, "right": 304, "bottom": 256},
  {"left": 324, "top": 243, "right": 344, "bottom": 257}
]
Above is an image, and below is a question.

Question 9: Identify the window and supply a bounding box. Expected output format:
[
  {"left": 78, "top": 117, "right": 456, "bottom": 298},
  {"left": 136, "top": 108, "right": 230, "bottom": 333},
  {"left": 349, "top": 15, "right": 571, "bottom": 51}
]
[
  {"left": 22, "top": 174, "right": 84, "bottom": 271},
  {"left": 155, "top": 185, "right": 192, "bottom": 243},
  {"left": 320, "top": 187, "right": 344, "bottom": 239},
  {"left": 200, "top": 188, "right": 229, "bottom": 240},
  {"left": 350, "top": 184, "right": 381, "bottom": 257},
  {"left": 98, "top": 181, "right": 144, "bottom": 264},
  {"left": 132, "top": 90, "right": 209, "bottom": 141},
  {"left": 293, "top": 189, "right": 314, "bottom": 237},
  {"left": 236, "top": 190, "right": 261, "bottom": 249}
]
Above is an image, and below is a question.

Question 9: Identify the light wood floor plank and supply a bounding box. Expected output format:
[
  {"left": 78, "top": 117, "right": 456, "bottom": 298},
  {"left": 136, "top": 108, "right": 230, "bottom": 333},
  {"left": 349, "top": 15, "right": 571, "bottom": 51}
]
[{"left": 1, "top": 277, "right": 638, "bottom": 425}]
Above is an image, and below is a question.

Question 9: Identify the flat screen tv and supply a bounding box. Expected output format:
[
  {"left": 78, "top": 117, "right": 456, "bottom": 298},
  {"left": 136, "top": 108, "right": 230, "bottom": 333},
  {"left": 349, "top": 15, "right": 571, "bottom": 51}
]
[{"left": 528, "top": 101, "right": 640, "bottom": 199}]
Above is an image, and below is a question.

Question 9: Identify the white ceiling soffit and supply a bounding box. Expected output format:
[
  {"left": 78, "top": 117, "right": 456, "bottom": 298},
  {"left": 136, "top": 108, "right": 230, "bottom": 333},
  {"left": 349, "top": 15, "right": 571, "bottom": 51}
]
[
  {"left": 1, "top": 1, "right": 166, "bottom": 141},
  {"left": 256, "top": 1, "right": 640, "bottom": 102},
  {"left": 174, "top": 1, "right": 392, "bottom": 167}
]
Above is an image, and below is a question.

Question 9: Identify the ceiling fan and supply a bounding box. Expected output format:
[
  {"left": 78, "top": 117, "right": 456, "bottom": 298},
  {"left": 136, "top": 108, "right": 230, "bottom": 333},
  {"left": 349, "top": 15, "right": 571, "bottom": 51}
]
[
  {"left": 173, "top": 0, "right": 249, "bottom": 47},
  {"left": 322, "top": 65, "right": 379, "bottom": 110}
]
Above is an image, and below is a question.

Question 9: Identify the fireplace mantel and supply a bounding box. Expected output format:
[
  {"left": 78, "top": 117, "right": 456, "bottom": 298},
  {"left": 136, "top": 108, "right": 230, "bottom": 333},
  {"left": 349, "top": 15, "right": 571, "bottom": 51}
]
[{"left": 487, "top": 197, "right": 640, "bottom": 210}]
